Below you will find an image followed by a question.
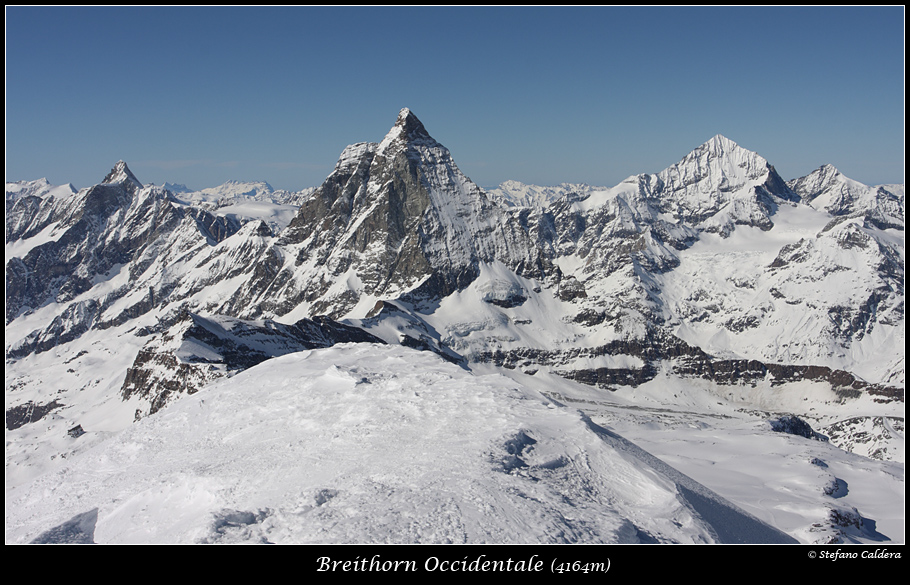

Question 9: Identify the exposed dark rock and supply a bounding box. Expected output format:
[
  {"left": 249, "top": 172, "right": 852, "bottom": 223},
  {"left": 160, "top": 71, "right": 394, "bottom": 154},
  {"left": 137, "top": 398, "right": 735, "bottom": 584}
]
[
  {"left": 121, "top": 312, "right": 386, "bottom": 418},
  {"left": 187, "top": 207, "right": 243, "bottom": 243},
  {"left": 486, "top": 295, "right": 527, "bottom": 308},
  {"left": 828, "top": 506, "right": 863, "bottom": 529},
  {"left": 6, "top": 399, "right": 64, "bottom": 431},
  {"left": 824, "top": 477, "right": 848, "bottom": 498},
  {"left": 558, "top": 365, "right": 659, "bottom": 391},
  {"left": 769, "top": 415, "right": 828, "bottom": 441},
  {"left": 400, "top": 334, "right": 464, "bottom": 365},
  {"left": 822, "top": 416, "right": 904, "bottom": 461},
  {"left": 556, "top": 276, "right": 587, "bottom": 301}
]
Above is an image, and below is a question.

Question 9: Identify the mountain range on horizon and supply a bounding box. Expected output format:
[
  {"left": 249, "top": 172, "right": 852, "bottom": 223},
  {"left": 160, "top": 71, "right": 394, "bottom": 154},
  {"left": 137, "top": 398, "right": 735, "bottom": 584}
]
[{"left": 5, "top": 108, "right": 904, "bottom": 544}]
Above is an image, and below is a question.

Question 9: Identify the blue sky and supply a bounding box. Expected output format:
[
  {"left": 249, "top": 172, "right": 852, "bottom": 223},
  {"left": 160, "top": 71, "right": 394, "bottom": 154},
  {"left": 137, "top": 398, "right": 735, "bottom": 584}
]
[{"left": 6, "top": 6, "right": 905, "bottom": 192}]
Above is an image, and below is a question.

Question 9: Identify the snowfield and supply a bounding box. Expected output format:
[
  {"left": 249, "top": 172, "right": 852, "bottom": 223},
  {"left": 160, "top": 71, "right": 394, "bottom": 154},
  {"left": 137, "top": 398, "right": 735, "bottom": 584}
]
[{"left": 5, "top": 343, "right": 823, "bottom": 545}]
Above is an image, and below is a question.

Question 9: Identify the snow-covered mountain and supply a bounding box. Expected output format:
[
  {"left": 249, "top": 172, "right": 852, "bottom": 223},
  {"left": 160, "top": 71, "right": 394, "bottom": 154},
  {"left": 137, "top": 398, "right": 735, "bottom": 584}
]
[
  {"left": 5, "top": 108, "right": 904, "bottom": 544},
  {"left": 5, "top": 178, "right": 76, "bottom": 202},
  {"left": 788, "top": 163, "right": 904, "bottom": 230},
  {"left": 167, "top": 180, "right": 315, "bottom": 234},
  {"left": 486, "top": 180, "right": 598, "bottom": 209}
]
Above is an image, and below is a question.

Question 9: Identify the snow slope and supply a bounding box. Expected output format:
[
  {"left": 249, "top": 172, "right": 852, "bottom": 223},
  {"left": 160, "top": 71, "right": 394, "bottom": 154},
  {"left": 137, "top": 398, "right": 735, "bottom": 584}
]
[
  {"left": 490, "top": 365, "right": 904, "bottom": 545},
  {"left": 7, "top": 344, "right": 801, "bottom": 544}
]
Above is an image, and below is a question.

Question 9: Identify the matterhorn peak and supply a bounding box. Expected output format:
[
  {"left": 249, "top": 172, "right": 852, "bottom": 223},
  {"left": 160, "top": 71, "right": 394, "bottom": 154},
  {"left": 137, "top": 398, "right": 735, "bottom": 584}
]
[
  {"left": 378, "top": 108, "right": 436, "bottom": 154},
  {"left": 395, "top": 107, "right": 429, "bottom": 137},
  {"left": 102, "top": 160, "right": 143, "bottom": 191}
]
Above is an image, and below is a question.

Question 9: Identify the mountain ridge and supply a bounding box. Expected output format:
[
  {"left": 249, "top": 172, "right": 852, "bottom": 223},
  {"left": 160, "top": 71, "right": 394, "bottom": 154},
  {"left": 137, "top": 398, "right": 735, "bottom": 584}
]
[
  {"left": 5, "top": 109, "right": 904, "bottom": 544},
  {"left": 7, "top": 110, "right": 902, "bottom": 389}
]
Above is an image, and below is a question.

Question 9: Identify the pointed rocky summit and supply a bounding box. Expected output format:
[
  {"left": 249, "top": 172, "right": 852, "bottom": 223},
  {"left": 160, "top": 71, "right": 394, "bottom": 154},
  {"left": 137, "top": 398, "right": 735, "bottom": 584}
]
[
  {"left": 377, "top": 107, "right": 438, "bottom": 155},
  {"left": 395, "top": 107, "right": 432, "bottom": 141},
  {"left": 102, "top": 160, "right": 143, "bottom": 192}
]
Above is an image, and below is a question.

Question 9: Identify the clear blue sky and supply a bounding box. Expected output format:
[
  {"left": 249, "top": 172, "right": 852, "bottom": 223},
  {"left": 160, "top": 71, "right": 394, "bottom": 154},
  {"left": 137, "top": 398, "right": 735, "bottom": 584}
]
[{"left": 6, "top": 6, "right": 905, "bottom": 192}]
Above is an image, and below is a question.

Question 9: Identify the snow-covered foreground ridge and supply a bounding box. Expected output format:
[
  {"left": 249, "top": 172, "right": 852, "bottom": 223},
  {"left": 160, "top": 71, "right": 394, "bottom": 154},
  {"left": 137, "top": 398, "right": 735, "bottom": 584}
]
[{"left": 7, "top": 344, "right": 798, "bottom": 544}]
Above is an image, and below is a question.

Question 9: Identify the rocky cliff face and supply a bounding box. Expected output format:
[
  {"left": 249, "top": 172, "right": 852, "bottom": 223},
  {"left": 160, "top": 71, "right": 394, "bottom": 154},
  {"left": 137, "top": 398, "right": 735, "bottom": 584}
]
[{"left": 271, "top": 108, "right": 547, "bottom": 319}]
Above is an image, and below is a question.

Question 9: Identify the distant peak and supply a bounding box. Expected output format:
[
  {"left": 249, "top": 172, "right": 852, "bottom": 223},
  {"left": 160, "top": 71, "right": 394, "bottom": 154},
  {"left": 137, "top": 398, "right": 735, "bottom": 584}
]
[
  {"left": 787, "top": 164, "right": 845, "bottom": 196},
  {"left": 163, "top": 182, "right": 192, "bottom": 193},
  {"left": 792, "top": 164, "right": 843, "bottom": 186},
  {"left": 705, "top": 134, "right": 741, "bottom": 152},
  {"left": 102, "top": 160, "right": 143, "bottom": 190},
  {"left": 680, "top": 134, "right": 769, "bottom": 169},
  {"left": 222, "top": 179, "right": 273, "bottom": 190}
]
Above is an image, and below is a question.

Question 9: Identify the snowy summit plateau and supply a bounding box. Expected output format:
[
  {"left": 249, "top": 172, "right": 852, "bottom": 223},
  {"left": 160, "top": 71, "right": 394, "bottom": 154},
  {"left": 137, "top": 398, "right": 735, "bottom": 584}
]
[{"left": 5, "top": 108, "right": 904, "bottom": 544}]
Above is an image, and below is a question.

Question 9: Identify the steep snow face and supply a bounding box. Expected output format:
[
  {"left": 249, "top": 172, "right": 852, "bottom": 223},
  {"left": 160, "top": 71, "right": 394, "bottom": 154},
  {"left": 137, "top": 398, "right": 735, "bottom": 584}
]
[
  {"left": 500, "top": 137, "right": 902, "bottom": 390},
  {"left": 8, "top": 343, "right": 795, "bottom": 545},
  {"left": 659, "top": 202, "right": 905, "bottom": 384},
  {"left": 790, "top": 164, "right": 861, "bottom": 207},
  {"left": 660, "top": 135, "right": 771, "bottom": 194},
  {"left": 651, "top": 134, "right": 796, "bottom": 235},
  {"left": 525, "top": 136, "right": 798, "bottom": 352}
]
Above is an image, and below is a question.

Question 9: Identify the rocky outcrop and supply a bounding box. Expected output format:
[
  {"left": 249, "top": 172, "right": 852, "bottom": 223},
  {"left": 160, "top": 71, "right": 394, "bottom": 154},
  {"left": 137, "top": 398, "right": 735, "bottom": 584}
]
[
  {"left": 768, "top": 415, "right": 828, "bottom": 441},
  {"left": 5, "top": 399, "right": 65, "bottom": 431},
  {"left": 822, "top": 416, "right": 905, "bottom": 461},
  {"left": 120, "top": 312, "right": 384, "bottom": 418}
]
